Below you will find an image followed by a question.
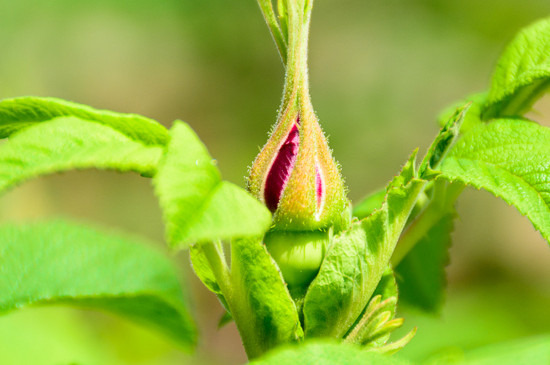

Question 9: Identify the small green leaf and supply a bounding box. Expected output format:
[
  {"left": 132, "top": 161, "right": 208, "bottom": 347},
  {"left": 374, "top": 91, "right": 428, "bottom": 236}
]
[
  {"left": 419, "top": 105, "right": 466, "bottom": 178},
  {"left": 0, "top": 220, "right": 196, "bottom": 349},
  {"left": 230, "top": 237, "right": 303, "bottom": 359},
  {"left": 0, "top": 96, "right": 168, "bottom": 145},
  {"left": 395, "top": 211, "right": 455, "bottom": 312},
  {"left": 304, "top": 153, "right": 426, "bottom": 338},
  {"left": 439, "top": 119, "right": 550, "bottom": 242},
  {"left": 484, "top": 17, "right": 550, "bottom": 119},
  {"left": 153, "top": 121, "right": 271, "bottom": 248},
  {"left": 0, "top": 117, "right": 162, "bottom": 193},
  {"left": 437, "top": 92, "right": 487, "bottom": 133},
  {"left": 249, "top": 341, "right": 410, "bottom": 365}
]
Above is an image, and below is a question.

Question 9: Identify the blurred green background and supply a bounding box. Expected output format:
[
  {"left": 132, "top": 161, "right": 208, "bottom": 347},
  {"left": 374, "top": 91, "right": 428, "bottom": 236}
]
[{"left": 1, "top": 0, "right": 549, "bottom": 364}]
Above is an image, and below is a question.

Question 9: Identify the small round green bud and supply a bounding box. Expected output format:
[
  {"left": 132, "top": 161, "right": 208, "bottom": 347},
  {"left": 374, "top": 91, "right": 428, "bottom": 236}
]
[{"left": 264, "top": 230, "right": 330, "bottom": 288}]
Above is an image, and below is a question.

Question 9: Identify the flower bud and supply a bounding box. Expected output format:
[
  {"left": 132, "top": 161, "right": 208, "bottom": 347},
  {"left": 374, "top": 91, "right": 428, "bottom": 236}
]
[
  {"left": 264, "top": 230, "right": 329, "bottom": 288},
  {"left": 248, "top": 99, "right": 351, "bottom": 233},
  {"left": 248, "top": 1, "right": 351, "bottom": 289}
]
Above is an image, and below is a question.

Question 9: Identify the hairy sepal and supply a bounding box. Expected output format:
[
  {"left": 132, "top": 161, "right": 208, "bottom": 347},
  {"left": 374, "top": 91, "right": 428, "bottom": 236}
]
[{"left": 230, "top": 237, "right": 304, "bottom": 358}]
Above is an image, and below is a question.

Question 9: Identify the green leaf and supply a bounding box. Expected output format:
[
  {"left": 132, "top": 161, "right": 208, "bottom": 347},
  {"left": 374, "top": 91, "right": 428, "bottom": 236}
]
[
  {"left": 0, "top": 117, "right": 163, "bottom": 193},
  {"left": 484, "top": 17, "right": 550, "bottom": 119},
  {"left": 153, "top": 121, "right": 272, "bottom": 248},
  {"left": 395, "top": 211, "right": 455, "bottom": 312},
  {"left": 427, "top": 334, "right": 550, "bottom": 365},
  {"left": 0, "top": 96, "right": 168, "bottom": 145},
  {"left": 439, "top": 119, "right": 550, "bottom": 242},
  {"left": 304, "top": 152, "right": 426, "bottom": 338},
  {"left": 459, "top": 333, "right": 550, "bottom": 365},
  {"left": 0, "top": 220, "right": 196, "bottom": 349},
  {"left": 230, "top": 237, "right": 303, "bottom": 359},
  {"left": 249, "top": 341, "right": 410, "bottom": 365},
  {"left": 419, "top": 104, "right": 466, "bottom": 178}
]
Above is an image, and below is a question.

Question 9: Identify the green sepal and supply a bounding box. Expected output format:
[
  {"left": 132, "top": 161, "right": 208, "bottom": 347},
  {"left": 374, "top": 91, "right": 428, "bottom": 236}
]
[{"left": 230, "top": 237, "right": 304, "bottom": 359}]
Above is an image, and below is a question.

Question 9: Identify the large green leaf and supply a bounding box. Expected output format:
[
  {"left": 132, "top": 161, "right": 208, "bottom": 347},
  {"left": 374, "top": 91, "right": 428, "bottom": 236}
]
[
  {"left": 0, "top": 116, "right": 162, "bottom": 192},
  {"left": 230, "top": 237, "right": 303, "bottom": 359},
  {"left": 0, "top": 220, "right": 197, "bottom": 349},
  {"left": 458, "top": 334, "right": 550, "bottom": 365},
  {"left": 153, "top": 121, "right": 271, "bottom": 248},
  {"left": 0, "top": 96, "right": 168, "bottom": 145},
  {"left": 439, "top": 119, "right": 550, "bottom": 242},
  {"left": 304, "top": 153, "right": 426, "bottom": 338},
  {"left": 426, "top": 334, "right": 550, "bottom": 365},
  {"left": 249, "top": 341, "right": 410, "bottom": 365},
  {"left": 484, "top": 17, "right": 550, "bottom": 119},
  {"left": 395, "top": 211, "right": 455, "bottom": 312}
]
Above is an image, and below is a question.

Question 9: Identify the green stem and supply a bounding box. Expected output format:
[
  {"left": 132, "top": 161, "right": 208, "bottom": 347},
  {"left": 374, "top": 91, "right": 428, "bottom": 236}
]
[
  {"left": 277, "top": 0, "right": 314, "bottom": 122},
  {"left": 201, "top": 241, "right": 232, "bottom": 295},
  {"left": 229, "top": 242, "right": 266, "bottom": 359},
  {"left": 203, "top": 241, "right": 265, "bottom": 359},
  {"left": 391, "top": 181, "right": 464, "bottom": 267},
  {"left": 257, "top": 0, "right": 288, "bottom": 65}
]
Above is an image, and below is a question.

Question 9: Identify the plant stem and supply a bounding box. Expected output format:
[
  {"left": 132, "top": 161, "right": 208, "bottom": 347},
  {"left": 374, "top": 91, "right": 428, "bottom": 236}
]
[
  {"left": 391, "top": 181, "right": 464, "bottom": 267},
  {"left": 257, "top": 0, "right": 288, "bottom": 65},
  {"left": 201, "top": 241, "right": 232, "bottom": 303},
  {"left": 202, "top": 241, "right": 266, "bottom": 359}
]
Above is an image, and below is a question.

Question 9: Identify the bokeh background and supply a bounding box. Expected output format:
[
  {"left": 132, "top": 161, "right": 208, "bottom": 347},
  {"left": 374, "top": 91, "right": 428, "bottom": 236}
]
[{"left": 1, "top": 0, "right": 549, "bottom": 364}]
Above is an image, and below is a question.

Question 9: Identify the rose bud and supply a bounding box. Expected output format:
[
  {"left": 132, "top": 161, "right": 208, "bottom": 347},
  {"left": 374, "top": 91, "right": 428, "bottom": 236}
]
[
  {"left": 248, "top": 93, "right": 351, "bottom": 288},
  {"left": 247, "top": 0, "right": 351, "bottom": 289},
  {"left": 248, "top": 98, "right": 350, "bottom": 232}
]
